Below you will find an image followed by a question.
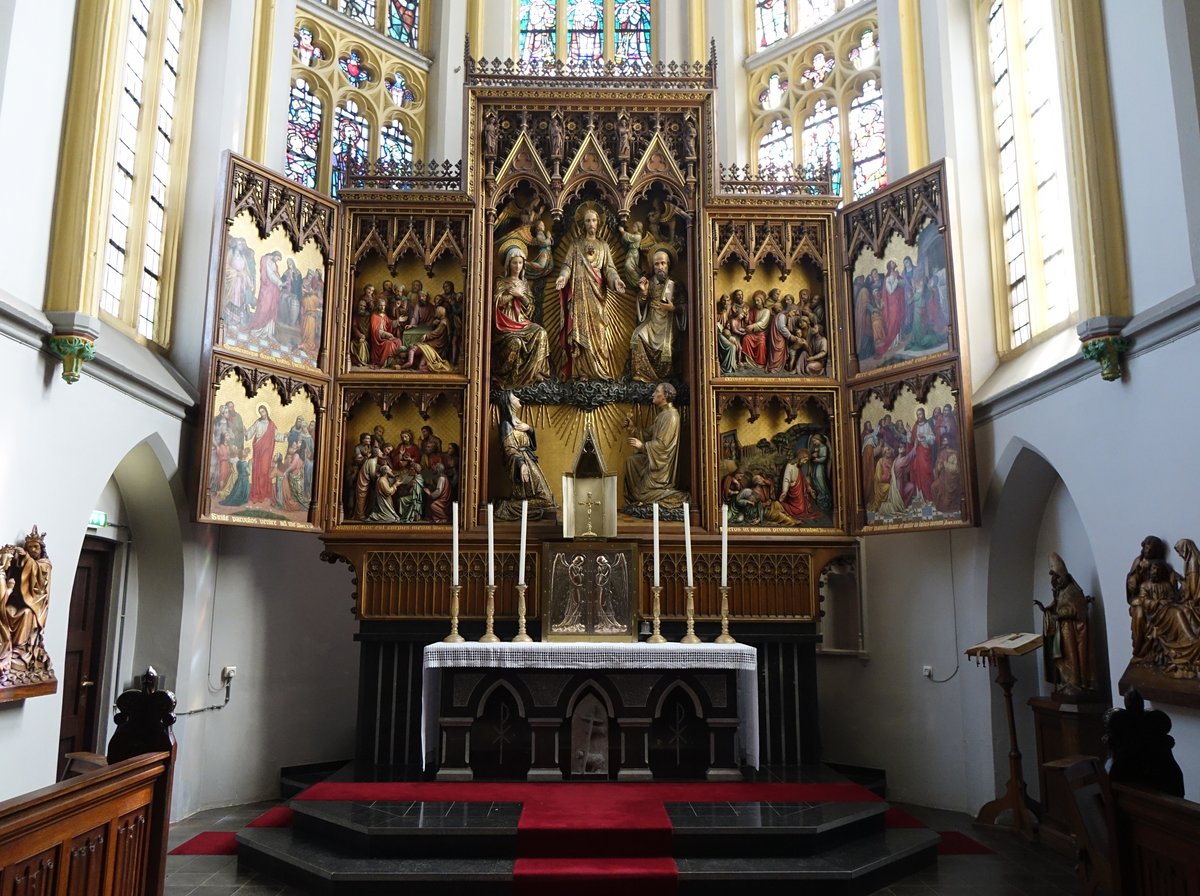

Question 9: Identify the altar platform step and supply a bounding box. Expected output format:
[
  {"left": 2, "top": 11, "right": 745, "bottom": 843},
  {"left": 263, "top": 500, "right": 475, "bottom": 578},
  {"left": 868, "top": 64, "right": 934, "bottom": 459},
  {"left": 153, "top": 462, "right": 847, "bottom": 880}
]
[{"left": 236, "top": 793, "right": 938, "bottom": 894}]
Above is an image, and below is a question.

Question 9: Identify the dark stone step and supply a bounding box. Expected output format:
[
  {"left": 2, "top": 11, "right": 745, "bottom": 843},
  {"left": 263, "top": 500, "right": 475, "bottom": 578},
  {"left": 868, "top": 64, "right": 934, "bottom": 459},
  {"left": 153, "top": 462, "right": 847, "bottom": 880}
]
[
  {"left": 291, "top": 799, "right": 522, "bottom": 857},
  {"left": 237, "top": 827, "right": 514, "bottom": 895},
  {"left": 676, "top": 827, "right": 940, "bottom": 895},
  {"left": 667, "top": 800, "right": 887, "bottom": 856}
]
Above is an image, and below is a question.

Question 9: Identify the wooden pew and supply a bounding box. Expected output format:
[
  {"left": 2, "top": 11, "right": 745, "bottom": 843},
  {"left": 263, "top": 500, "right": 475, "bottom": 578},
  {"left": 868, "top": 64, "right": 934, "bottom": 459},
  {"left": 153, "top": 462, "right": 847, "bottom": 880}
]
[{"left": 0, "top": 668, "right": 176, "bottom": 896}]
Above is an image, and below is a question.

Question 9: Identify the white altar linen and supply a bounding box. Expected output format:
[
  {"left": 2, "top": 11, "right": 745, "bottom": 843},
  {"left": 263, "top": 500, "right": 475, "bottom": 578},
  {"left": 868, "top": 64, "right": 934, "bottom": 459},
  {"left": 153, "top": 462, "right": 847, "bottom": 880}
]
[{"left": 422, "top": 641, "right": 759, "bottom": 770}]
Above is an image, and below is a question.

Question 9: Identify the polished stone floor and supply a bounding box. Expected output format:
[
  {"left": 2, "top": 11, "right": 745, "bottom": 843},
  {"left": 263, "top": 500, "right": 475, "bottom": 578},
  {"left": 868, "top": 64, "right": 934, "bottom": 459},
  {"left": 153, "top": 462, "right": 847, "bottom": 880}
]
[{"left": 166, "top": 798, "right": 1076, "bottom": 896}]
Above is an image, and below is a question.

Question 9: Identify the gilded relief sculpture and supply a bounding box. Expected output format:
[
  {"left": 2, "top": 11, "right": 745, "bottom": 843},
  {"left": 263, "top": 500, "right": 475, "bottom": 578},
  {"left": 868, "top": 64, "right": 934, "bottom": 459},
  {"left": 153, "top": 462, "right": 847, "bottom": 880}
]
[
  {"left": 1120, "top": 533, "right": 1200, "bottom": 708},
  {"left": 555, "top": 205, "right": 629, "bottom": 382},
  {"left": 624, "top": 382, "right": 687, "bottom": 508},
  {"left": 494, "top": 391, "right": 557, "bottom": 521},
  {"left": 0, "top": 526, "right": 56, "bottom": 696},
  {"left": 492, "top": 246, "right": 551, "bottom": 389}
]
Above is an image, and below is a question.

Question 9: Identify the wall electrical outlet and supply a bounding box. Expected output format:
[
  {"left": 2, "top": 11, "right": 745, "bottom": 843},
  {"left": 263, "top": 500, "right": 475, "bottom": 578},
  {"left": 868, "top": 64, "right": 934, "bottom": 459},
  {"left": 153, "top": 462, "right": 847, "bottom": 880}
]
[
  {"left": 221, "top": 665, "right": 238, "bottom": 683},
  {"left": 921, "top": 665, "right": 933, "bottom": 678}
]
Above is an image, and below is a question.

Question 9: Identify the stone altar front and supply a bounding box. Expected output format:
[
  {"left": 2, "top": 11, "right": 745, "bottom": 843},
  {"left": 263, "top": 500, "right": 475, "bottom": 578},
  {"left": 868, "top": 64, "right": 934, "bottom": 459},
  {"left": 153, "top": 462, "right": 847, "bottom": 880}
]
[{"left": 422, "top": 642, "right": 758, "bottom": 781}]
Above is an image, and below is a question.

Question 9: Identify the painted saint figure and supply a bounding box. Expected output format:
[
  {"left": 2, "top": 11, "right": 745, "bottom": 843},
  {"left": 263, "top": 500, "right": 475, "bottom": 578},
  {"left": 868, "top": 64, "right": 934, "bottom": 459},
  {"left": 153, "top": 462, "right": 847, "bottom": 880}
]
[
  {"left": 624, "top": 382, "right": 687, "bottom": 508},
  {"left": 556, "top": 207, "right": 626, "bottom": 381}
]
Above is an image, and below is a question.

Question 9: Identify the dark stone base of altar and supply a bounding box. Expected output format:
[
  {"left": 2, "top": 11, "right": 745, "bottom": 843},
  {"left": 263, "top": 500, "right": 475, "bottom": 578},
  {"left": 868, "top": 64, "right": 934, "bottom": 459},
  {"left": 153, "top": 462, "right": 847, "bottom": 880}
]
[
  {"left": 236, "top": 766, "right": 939, "bottom": 895},
  {"left": 434, "top": 666, "right": 742, "bottom": 782}
]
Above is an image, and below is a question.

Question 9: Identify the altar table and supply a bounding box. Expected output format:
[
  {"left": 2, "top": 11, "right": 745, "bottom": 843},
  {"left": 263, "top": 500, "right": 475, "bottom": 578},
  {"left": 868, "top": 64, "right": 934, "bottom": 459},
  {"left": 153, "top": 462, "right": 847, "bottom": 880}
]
[{"left": 422, "top": 641, "right": 759, "bottom": 781}]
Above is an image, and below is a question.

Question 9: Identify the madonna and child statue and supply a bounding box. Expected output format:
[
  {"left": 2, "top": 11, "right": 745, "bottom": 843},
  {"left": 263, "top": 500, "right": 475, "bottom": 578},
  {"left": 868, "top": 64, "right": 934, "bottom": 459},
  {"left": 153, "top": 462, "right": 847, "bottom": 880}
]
[{"left": 490, "top": 195, "right": 691, "bottom": 519}]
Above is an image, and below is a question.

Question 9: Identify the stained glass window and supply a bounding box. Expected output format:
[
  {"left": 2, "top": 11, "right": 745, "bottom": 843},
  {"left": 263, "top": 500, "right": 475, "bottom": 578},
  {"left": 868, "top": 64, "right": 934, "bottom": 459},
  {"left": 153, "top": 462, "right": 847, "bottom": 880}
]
[
  {"left": 331, "top": 100, "right": 370, "bottom": 196},
  {"left": 567, "top": 0, "right": 604, "bottom": 62},
  {"left": 293, "top": 26, "right": 324, "bottom": 66},
  {"left": 756, "top": 0, "right": 789, "bottom": 49},
  {"left": 286, "top": 78, "right": 323, "bottom": 190},
  {"left": 848, "top": 79, "right": 886, "bottom": 199},
  {"left": 386, "top": 0, "right": 419, "bottom": 46},
  {"left": 384, "top": 72, "right": 414, "bottom": 107},
  {"left": 102, "top": 0, "right": 150, "bottom": 320},
  {"left": 519, "top": 0, "right": 557, "bottom": 63},
  {"left": 759, "top": 72, "right": 789, "bottom": 110},
  {"left": 758, "top": 119, "right": 794, "bottom": 173},
  {"left": 339, "top": 50, "right": 372, "bottom": 88},
  {"left": 748, "top": 11, "right": 884, "bottom": 202},
  {"left": 796, "top": 0, "right": 838, "bottom": 33},
  {"left": 337, "top": 0, "right": 375, "bottom": 29},
  {"left": 983, "top": 0, "right": 1078, "bottom": 350},
  {"left": 381, "top": 119, "right": 414, "bottom": 168},
  {"left": 800, "top": 99, "right": 840, "bottom": 193}
]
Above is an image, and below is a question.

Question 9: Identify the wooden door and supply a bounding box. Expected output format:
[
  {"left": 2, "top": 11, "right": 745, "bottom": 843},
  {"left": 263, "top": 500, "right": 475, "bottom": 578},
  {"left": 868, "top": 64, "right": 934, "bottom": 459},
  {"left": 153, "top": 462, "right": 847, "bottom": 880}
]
[{"left": 57, "top": 537, "right": 114, "bottom": 777}]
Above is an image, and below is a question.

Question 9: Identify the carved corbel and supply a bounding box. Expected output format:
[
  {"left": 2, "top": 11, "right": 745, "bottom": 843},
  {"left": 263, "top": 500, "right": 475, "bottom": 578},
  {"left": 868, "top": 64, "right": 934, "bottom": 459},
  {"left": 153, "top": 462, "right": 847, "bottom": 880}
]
[
  {"left": 46, "top": 312, "right": 100, "bottom": 384},
  {"left": 1078, "top": 315, "right": 1132, "bottom": 382}
]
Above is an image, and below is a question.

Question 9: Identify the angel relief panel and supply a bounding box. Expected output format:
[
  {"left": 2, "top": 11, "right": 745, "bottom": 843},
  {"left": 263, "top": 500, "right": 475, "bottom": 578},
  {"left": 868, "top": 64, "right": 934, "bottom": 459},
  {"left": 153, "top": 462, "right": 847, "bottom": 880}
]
[{"left": 345, "top": 211, "right": 470, "bottom": 374}]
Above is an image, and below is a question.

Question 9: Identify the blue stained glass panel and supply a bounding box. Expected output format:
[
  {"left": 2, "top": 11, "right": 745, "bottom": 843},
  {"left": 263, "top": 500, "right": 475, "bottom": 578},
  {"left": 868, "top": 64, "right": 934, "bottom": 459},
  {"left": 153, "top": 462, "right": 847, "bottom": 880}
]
[
  {"left": 339, "top": 50, "right": 371, "bottom": 88},
  {"left": 614, "top": 0, "right": 651, "bottom": 64},
  {"left": 801, "top": 99, "right": 841, "bottom": 195},
  {"left": 758, "top": 119, "right": 794, "bottom": 173},
  {"left": 286, "top": 78, "right": 322, "bottom": 190},
  {"left": 381, "top": 119, "right": 414, "bottom": 168},
  {"left": 331, "top": 100, "right": 370, "bottom": 196},
  {"left": 385, "top": 72, "right": 414, "bottom": 106},
  {"left": 849, "top": 79, "right": 887, "bottom": 198},
  {"left": 338, "top": 0, "right": 375, "bottom": 28},
  {"left": 387, "top": 0, "right": 419, "bottom": 46},
  {"left": 567, "top": 0, "right": 604, "bottom": 62}
]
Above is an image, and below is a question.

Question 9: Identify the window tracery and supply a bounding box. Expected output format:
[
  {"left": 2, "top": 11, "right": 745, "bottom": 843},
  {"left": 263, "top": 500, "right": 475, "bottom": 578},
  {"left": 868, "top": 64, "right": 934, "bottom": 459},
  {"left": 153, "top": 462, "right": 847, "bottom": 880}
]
[
  {"left": 748, "top": 13, "right": 885, "bottom": 202},
  {"left": 285, "top": 14, "right": 426, "bottom": 195},
  {"left": 753, "top": 0, "right": 865, "bottom": 51},
  {"left": 311, "top": 0, "right": 422, "bottom": 51}
]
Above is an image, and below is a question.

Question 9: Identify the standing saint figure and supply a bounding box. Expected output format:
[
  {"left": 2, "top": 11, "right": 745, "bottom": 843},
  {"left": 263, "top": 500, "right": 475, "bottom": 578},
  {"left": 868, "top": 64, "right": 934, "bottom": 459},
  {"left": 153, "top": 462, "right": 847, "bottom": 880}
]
[
  {"left": 4, "top": 528, "right": 54, "bottom": 680},
  {"left": 629, "top": 250, "right": 685, "bottom": 382},
  {"left": 1035, "top": 553, "right": 1094, "bottom": 695},
  {"left": 623, "top": 382, "right": 687, "bottom": 508},
  {"left": 556, "top": 206, "right": 627, "bottom": 381},
  {"left": 249, "top": 404, "right": 284, "bottom": 505},
  {"left": 494, "top": 392, "right": 556, "bottom": 521},
  {"left": 493, "top": 245, "right": 551, "bottom": 388}
]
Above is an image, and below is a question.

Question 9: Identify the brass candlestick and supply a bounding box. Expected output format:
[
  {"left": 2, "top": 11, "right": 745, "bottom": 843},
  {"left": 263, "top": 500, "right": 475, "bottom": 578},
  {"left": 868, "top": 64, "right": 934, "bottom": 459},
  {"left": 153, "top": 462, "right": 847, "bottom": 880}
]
[
  {"left": 681, "top": 585, "right": 701, "bottom": 644},
  {"left": 443, "top": 584, "right": 465, "bottom": 643},
  {"left": 715, "top": 585, "right": 736, "bottom": 644},
  {"left": 480, "top": 584, "right": 500, "bottom": 643},
  {"left": 513, "top": 582, "right": 532, "bottom": 642},
  {"left": 647, "top": 585, "right": 666, "bottom": 644}
]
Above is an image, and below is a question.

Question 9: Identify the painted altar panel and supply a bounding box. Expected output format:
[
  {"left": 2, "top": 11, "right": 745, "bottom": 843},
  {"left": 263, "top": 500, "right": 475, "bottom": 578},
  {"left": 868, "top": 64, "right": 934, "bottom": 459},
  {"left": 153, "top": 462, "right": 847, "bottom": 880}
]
[
  {"left": 343, "top": 209, "right": 471, "bottom": 376},
  {"left": 334, "top": 386, "right": 464, "bottom": 528},
  {"left": 849, "top": 364, "right": 977, "bottom": 533},
  {"left": 714, "top": 388, "right": 845, "bottom": 535},
  {"left": 198, "top": 365, "right": 324, "bottom": 531},
  {"left": 839, "top": 161, "right": 962, "bottom": 380},
  {"left": 199, "top": 154, "right": 337, "bottom": 531},
  {"left": 709, "top": 214, "right": 837, "bottom": 382}
]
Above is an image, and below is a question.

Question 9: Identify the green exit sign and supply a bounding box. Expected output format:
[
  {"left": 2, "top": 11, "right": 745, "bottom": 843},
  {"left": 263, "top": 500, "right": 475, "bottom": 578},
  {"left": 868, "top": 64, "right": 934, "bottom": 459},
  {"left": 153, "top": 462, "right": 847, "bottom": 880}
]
[{"left": 88, "top": 510, "right": 108, "bottom": 528}]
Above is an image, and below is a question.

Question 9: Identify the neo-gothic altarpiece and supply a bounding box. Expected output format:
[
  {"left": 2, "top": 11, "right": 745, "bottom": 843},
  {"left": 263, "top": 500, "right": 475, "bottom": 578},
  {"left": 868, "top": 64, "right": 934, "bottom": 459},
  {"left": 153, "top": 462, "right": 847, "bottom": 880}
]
[{"left": 196, "top": 48, "right": 977, "bottom": 776}]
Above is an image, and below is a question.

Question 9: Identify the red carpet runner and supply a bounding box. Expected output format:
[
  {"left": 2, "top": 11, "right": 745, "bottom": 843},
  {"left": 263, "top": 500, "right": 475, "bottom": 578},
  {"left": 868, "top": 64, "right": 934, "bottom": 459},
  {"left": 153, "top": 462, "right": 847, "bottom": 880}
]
[{"left": 296, "top": 782, "right": 882, "bottom": 895}]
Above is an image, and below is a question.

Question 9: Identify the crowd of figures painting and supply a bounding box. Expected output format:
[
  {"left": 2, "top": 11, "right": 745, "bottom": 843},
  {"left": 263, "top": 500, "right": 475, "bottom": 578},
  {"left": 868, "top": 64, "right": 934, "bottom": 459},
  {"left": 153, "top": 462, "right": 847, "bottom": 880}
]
[
  {"left": 719, "top": 427, "right": 834, "bottom": 528},
  {"left": 221, "top": 236, "right": 326, "bottom": 367},
  {"left": 208, "top": 403, "right": 316, "bottom": 518},
  {"left": 342, "top": 425, "right": 459, "bottom": 524},
  {"left": 716, "top": 287, "right": 829, "bottom": 378},
  {"left": 861, "top": 404, "right": 962, "bottom": 519}
]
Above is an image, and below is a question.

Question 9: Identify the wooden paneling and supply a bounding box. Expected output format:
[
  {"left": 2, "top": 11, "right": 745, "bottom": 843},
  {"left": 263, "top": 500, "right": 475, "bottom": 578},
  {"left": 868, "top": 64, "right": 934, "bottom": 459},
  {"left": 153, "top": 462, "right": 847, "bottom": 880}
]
[{"left": 64, "top": 824, "right": 107, "bottom": 896}]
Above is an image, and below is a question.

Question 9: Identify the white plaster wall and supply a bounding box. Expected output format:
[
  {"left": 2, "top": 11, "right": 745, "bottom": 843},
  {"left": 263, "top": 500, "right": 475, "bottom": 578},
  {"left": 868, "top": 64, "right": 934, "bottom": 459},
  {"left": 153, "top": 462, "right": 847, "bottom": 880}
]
[{"left": 0, "top": 0, "right": 75, "bottom": 307}]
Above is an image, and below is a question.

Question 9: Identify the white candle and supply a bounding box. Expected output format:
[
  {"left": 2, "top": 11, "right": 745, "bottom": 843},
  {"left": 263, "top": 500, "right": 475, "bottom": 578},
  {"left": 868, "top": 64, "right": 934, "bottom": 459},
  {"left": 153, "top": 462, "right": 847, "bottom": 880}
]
[
  {"left": 451, "top": 502, "right": 459, "bottom": 587},
  {"left": 487, "top": 504, "right": 495, "bottom": 586},
  {"left": 518, "top": 499, "right": 528, "bottom": 585},
  {"left": 683, "top": 502, "right": 693, "bottom": 587},
  {"left": 721, "top": 503, "right": 728, "bottom": 588},
  {"left": 652, "top": 503, "right": 660, "bottom": 587}
]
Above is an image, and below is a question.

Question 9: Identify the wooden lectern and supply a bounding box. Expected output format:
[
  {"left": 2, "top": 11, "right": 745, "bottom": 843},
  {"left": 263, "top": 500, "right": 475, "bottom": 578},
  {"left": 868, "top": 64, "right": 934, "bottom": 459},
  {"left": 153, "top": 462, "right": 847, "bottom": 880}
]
[{"left": 966, "top": 632, "right": 1043, "bottom": 839}]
